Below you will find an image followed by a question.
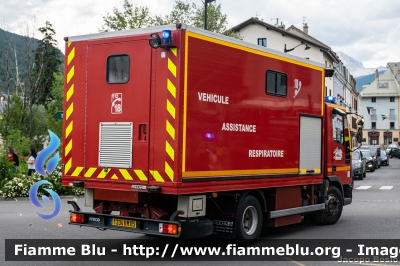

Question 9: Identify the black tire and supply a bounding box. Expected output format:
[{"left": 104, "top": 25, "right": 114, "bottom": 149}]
[
  {"left": 370, "top": 167, "right": 375, "bottom": 172},
  {"left": 318, "top": 186, "right": 343, "bottom": 225},
  {"left": 180, "top": 218, "right": 213, "bottom": 238},
  {"left": 363, "top": 169, "right": 366, "bottom": 178},
  {"left": 236, "top": 195, "right": 263, "bottom": 242},
  {"left": 359, "top": 174, "right": 363, "bottom": 180}
]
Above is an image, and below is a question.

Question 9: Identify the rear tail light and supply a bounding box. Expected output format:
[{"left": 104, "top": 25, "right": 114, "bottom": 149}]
[
  {"left": 159, "top": 223, "right": 178, "bottom": 235},
  {"left": 70, "top": 213, "right": 85, "bottom": 223}
]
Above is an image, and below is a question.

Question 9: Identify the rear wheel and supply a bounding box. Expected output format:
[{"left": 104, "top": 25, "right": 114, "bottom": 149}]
[
  {"left": 318, "top": 186, "right": 343, "bottom": 225},
  {"left": 236, "top": 195, "right": 263, "bottom": 242},
  {"left": 180, "top": 218, "right": 213, "bottom": 238}
]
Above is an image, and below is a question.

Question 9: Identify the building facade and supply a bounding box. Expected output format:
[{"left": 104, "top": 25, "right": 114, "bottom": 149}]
[{"left": 360, "top": 63, "right": 400, "bottom": 147}]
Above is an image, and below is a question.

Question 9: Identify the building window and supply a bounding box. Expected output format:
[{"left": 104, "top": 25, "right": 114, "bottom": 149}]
[
  {"left": 107, "top": 54, "right": 130, "bottom": 84},
  {"left": 390, "top": 109, "right": 396, "bottom": 120},
  {"left": 257, "top": 38, "right": 267, "bottom": 47},
  {"left": 265, "top": 70, "right": 287, "bottom": 97},
  {"left": 371, "top": 97, "right": 376, "bottom": 102},
  {"left": 371, "top": 109, "right": 377, "bottom": 120},
  {"left": 371, "top": 122, "right": 376, "bottom": 129},
  {"left": 378, "top": 83, "right": 388, "bottom": 88},
  {"left": 390, "top": 122, "right": 395, "bottom": 129},
  {"left": 390, "top": 97, "right": 395, "bottom": 102}
]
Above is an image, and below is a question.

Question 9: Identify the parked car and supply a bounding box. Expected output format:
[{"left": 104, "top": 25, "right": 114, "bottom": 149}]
[
  {"left": 388, "top": 148, "right": 400, "bottom": 159},
  {"left": 360, "top": 146, "right": 381, "bottom": 169},
  {"left": 360, "top": 149, "right": 376, "bottom": 172},
  {"left": 386, "top": 143, "right": 398, "bottom": 154},
  {"left": 352, "top": 149, "right": 366, "bottom": 180},
  {"left": 381, "top": 150, "right": 389, "bottom": 166}
]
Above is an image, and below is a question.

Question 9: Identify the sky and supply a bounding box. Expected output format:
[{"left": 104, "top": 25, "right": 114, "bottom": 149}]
[{"left": 1, "top": 0, "right": 399, "bottom": 69}]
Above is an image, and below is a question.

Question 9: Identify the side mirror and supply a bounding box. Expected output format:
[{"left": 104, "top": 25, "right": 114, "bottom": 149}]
[{"left": 355, "top": 118, "right": 364, "bottom": 143}]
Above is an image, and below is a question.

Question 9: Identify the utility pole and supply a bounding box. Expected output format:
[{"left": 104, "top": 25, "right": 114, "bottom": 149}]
[{"left": 204, "top": 0, "right": 216, "bottom": 30}]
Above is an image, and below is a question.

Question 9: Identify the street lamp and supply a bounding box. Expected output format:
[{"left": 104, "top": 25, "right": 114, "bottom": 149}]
[
  {"left": 284, "top": 42, "right": 311, "bottom": 53},
  {"left": 204, "top": 0, "right": 216, "bottom": 30}
]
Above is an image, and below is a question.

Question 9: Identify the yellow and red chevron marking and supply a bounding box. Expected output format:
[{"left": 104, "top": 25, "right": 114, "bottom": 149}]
[
  {"left": 149, "top": 47, "right": 178, "bottom": 183},
  {"left": 63, "top": 43, "right": 83, "bottom": 175},
  {"left": 82, "top": 167, "right": 149, "bottom": 181}
]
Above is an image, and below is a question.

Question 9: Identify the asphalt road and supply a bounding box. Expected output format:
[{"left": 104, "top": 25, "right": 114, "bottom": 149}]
[{"left": 1, "top": 158, "right": 400, "bottom": 266}]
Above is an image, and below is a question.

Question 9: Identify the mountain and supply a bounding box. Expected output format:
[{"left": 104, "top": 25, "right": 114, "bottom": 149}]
[
  {"left": 0, "top": 28, "right": 63, "bottom": 95},
  {"left": 336, "top": 51, "right": 386, "bottom": 78}
]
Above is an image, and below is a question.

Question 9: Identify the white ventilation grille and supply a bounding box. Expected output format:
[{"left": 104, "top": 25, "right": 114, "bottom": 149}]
[{"left": 98, "top": 122, "right": 133, "bottom": 168}]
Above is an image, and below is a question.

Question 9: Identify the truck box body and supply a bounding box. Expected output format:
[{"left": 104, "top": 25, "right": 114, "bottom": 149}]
[
  {"left": 62, "top": 24, "right": 355, "bottom": 239},
  {"left": 63, "top": 25, "right": 327, "bottom": 192}
]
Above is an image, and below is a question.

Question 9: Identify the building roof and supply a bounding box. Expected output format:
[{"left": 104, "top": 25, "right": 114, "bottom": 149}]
[
  {"left": 387, "top": 63, "right": 400, "bottom": 84},
  {"left": 231, "top": 17, "right": 339, "bottom": 63},
  {"left": 360, "top": 67, "right": 400, "bottom": 97}
]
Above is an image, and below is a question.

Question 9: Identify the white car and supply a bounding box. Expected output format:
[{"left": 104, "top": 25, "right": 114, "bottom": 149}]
[{"left": 386, "top": 144, "right": 398, "bottom": 154}]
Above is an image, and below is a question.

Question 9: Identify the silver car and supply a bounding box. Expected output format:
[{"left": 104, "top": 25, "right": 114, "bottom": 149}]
[{"left": 352, "top": 149, "right": 366, "bottom": 180}]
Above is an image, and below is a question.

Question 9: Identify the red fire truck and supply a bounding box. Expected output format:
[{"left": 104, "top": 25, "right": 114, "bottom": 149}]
[{"left": 62, "top": 23, "right": 363, "bottom": 241}]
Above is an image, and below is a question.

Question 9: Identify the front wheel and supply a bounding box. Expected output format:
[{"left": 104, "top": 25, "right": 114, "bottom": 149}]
[
  {"left": 236, "top": 195, "right": 263, "bottom": 242},
  {"left": 318, "top": 186, "right": 343, "bottom": 225}
]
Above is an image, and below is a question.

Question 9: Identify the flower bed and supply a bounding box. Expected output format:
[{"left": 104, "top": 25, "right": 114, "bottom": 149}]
[{"left": 0, "top": 165, "right": 84, "bottom": 199}]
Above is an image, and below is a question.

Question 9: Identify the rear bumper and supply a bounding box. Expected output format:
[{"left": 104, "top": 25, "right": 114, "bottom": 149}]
[
  {"left": 68, "top": 202, "right": 182, "bottom": 238},
  {"left": 69, "top": 211, "right": 182, "bottom": 237}
]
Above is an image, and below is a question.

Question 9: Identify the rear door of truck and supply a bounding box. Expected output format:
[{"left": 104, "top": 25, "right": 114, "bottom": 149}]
[{"left": 84, "top": 38, "right": 151, "bottom": 186}]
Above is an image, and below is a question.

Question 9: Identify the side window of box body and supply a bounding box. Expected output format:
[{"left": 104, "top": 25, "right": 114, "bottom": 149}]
[
  {"left": 265, "top": 70, "right": 287, "bottom": 97},
  {"left": 107, "top": 54, "right": 130, "bottom": 84}
]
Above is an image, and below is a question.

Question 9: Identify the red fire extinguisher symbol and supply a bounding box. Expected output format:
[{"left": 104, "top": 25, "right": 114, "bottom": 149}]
[{"left": 111, "top": 93, "right": 122, "bottom": 114}]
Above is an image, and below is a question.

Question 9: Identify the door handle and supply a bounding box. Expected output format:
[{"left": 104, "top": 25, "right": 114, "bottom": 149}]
[{"left": 139, "top": 124, "right": 147, "bottom": 141}]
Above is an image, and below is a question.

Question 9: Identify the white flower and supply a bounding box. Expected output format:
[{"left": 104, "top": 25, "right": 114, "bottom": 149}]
[{"left": 18, "top": 183, "right": 23, "bottom": 187}]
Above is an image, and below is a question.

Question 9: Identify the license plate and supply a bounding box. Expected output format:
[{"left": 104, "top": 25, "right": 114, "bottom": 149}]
[{"left": 111, "top": 218, "right": 136, "bottom": 228}]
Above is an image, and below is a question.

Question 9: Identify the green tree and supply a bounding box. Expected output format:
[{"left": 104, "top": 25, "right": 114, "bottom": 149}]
[
  {"left": 99, "top": 0, "right": 240, "bottom": 38},
  {"left": 99, "top": 0, "right": 154, "bottom": 32},
  {"left": 153, "top": 0, "right": 196, "bottom": 26},
  {"left": 26, "top": 21, "right": 61, "bottom": 141},
  {"left": 0, "top": 93, "right": 29, "bottom": 138},
  {"left": 31, "top": 21, "right": 61, "bottom": 107},
  {"left": 46, "top": 72, "right": 63, "bottom": 140},
  {"left": 3, "top": 129, "right": 31, "bottom": 157}
]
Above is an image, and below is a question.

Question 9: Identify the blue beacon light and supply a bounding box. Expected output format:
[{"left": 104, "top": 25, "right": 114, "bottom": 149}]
[
  {"left": 161, "top": 30, "right": 172, "bottom": 46},
  {"left": 324, "top": 96, "right": 336, "bottom": 103}
]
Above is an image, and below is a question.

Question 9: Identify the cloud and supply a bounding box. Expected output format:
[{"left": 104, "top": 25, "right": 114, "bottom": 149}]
[{"left": 1, "top": 0, "right": 399, "bottom": 68}]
